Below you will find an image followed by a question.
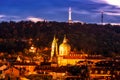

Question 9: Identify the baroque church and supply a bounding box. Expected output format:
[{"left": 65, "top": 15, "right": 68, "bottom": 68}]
[{"left": 51, "top": 35, "right": 88, "bottom": 66}]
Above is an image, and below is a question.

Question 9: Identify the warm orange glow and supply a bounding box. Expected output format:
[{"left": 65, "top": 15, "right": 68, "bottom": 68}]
[
  {"left": 16, "top": 56, "right": 22, "bottom": 62},
  {"left": 31, "top": 46, "right": 34, "bottom": 49},
  {"left": 29, "top": 45, "right": 37, "bottom": 53}
]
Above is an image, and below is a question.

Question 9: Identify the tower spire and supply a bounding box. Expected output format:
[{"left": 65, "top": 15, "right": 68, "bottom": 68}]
[
  {"left": 51, "top": 35, "right": 58, "bottom": 62},
  {"left": 63, "top": 35, "right": 68, "bottom": 43},
  {"left": 101, "top": 11, "right": 104, "bottom": 25},
  {"left": 68, "top": 7, "right": 72, "bottom": 23}
]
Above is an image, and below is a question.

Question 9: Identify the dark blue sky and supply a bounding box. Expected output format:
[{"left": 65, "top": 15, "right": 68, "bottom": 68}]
[{"left": 0, "top": 0, "right": 120, "bottom": 23}]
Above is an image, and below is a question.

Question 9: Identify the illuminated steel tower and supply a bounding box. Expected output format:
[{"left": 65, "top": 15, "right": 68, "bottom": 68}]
[
  {"left": 68, "top": 7, "right": 72, "bottom": 23},
  {"left": 101, "top": 11, "right": 104, "bottom": 25}
]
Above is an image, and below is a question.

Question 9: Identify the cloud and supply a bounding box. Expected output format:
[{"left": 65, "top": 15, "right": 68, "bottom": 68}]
[
  {"left": 91, "top": 0, "right": 120, "bottom": 17},
  {"left": 104, "top": 0, "right": 120, "bottom": 8},
  {"left": 0, "top": 14, "right": 23, "bottom": 22},
  {"left": 0, "top": 15, "right": 19, "bottom": 19},
  {"left": 90, "top": 0, "right": 120, "bottom": 8},
  {"left": 110, "top": 23, "right": 120, "bottom": 25},
  {"left": 93, "top": 5, "right": 120, "bottom": 16},
  {"left": 0, "top": 15, "right": 6, "bottom": 18},
  {"left": 0, "top": 15, "right": 45, "bottom": 22},
  {"left": 69, "top": 0, "right": 80, "bottom": 2},
  {"left": 27, "top": 17, "right": 44, "bottom": 22},
  {"left": 73, "top": 10, "right": 90, "bottom": 14},
  {"left": 90, "top": 0, "right": 106, "bottom": 4},
  {"left": 105, "top": 12, "right": 120, "bottom": 16}
]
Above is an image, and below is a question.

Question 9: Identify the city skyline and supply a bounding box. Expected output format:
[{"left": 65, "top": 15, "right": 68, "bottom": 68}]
[{"left": 0, "top": 0, "right": 120, "bottom": 23}]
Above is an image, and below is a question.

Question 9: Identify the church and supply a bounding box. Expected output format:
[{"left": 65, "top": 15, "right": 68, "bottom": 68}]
[{"left": 51, "top": 35, "right": 88, "bottom": 66}]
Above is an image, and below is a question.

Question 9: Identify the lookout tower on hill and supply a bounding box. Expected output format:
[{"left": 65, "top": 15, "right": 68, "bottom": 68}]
[{"left": 68, "top": 7, "right": 72, "bottom": 23}]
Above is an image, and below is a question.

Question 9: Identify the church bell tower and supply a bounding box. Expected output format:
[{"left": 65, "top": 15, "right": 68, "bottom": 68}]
[{"left": 51, "top": 35, "right": 58, "bottom": 62}]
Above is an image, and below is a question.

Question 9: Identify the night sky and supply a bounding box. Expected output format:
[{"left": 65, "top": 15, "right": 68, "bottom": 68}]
[{"left": 0, "top": 0, "right": 120, "bottom": 23}]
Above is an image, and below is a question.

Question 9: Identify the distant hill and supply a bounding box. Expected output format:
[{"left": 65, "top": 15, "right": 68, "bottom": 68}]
[{"left": 0, "top": 21, "right": 120, "bottom": 56}]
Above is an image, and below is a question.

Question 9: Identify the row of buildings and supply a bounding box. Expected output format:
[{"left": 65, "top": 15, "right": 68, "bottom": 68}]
[{"left": 0, "top": 35, "right": 119, "bottom": 80}]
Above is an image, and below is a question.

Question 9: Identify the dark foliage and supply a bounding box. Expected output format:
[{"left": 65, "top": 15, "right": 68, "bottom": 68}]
[
  {"left": 67, "top": 65, "right": 89, "bottom": 78},
  {"left": 0, "top": 21, "right": 120, "bottom": 56}
]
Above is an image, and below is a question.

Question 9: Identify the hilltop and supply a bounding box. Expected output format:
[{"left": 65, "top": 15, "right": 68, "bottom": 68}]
[{"left": 0, "top": 21, "right": 120, "bottom": 56}]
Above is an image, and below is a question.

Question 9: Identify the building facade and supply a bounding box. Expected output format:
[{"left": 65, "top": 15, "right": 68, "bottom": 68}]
[{"left": 51, "top": 35, "right": 88, "bottom": 66}]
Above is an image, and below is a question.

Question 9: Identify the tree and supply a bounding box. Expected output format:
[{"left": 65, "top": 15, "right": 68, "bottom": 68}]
[{"left": 67, "top": 65, "right": 89, "bottom": 79}]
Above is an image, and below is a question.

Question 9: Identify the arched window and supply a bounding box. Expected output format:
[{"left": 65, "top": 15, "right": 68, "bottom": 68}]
[
  {"left": 95, "top": 70, "right": 98, "bottom": 74},
  {"left": 107, "top": 70, "right": 110, "bottom": 74},
  {"left": 100, "top": 70, "right": 104, "bottom": 74}
]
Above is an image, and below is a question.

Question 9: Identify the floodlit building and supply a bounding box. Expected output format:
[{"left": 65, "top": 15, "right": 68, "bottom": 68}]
[
  {"left": 51, "top": 35, "right": 88, "bottom": 66},
  {"left": 59, "top": 35, "right": 71, "bottom": 56},
  {"left": 4, "top": 66, "right": 20, "bottom": 80},
  {"left": 29, "top": 45, "right": 37, "bottom": 53}
]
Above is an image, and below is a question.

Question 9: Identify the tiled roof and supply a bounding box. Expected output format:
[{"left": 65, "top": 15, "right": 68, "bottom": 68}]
[
  {"left": 13, "top": 62, "right": 37, "bottom": 65},
  {"left": 63, "top": 55, "right": 86, "bottom": 59}
]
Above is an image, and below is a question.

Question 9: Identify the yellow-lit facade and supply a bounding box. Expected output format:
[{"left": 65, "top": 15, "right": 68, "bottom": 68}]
[
  {"left": 29, "top": 45, "right": 37, "bottom": 53},
  {"left": 51, "top": 35, "right": 88, "bottom": 66},
  {"left": 57, "top": 54, "right": 88, "bottom": 66},
  {"left": 59, "top": 35, "right": 71, "bottom": 56}
]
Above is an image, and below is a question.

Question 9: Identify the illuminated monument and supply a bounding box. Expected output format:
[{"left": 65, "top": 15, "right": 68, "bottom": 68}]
[
  {"left": 59, "top": 35, "right": 71, "bottom": 56},
  {"left": 68, "top": 7, "right": 72, "bottom": 23},
  {"left": 51, "top": 35, "right": 88, "bottom": 66}
]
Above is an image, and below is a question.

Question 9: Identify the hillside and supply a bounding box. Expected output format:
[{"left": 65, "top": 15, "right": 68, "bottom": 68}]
[{"left": 0, "top": 21, "right": 120, "bottom": 56}]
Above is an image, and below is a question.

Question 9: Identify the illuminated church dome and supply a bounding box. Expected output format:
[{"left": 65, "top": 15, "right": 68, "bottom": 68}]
[{"left": 59, "top": 35, "right": 71, "bottom": 56}]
